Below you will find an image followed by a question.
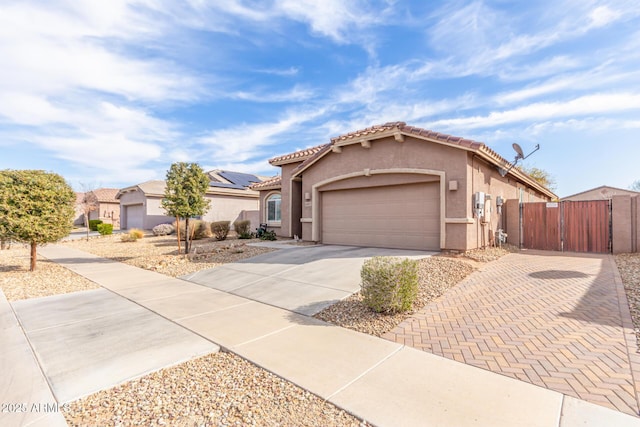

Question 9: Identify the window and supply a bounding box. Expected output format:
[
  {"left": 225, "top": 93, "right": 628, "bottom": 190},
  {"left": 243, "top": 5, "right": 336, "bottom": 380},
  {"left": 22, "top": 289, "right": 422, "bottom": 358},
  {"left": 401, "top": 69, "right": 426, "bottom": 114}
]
[{"left": 266, "top": 193, "right": 281, "bottom": 224}]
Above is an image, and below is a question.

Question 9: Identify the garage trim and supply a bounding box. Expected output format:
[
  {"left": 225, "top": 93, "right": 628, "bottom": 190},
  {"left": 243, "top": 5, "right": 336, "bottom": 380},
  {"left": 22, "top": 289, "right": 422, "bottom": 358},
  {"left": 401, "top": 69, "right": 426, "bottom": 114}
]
[{"left": 311, "top": 168, "right": 446, "bottom": 248}]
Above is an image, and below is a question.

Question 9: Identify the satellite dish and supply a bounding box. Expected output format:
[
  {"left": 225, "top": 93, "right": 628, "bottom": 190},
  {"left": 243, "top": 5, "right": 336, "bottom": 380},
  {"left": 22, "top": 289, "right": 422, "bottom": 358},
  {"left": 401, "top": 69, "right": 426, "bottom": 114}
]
[{"left": 512, "top": 143, "right": 524, "bottom": 160}]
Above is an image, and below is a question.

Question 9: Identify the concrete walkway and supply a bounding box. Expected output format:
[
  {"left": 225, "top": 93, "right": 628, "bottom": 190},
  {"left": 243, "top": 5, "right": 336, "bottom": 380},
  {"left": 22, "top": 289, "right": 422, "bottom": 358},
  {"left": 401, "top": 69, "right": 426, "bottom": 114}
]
[
  {"left": 385, "top": 251, "right": 640, "bottom": 417},
  {"left": 4, "top": 245, "right": 640, "bottom": 426}
]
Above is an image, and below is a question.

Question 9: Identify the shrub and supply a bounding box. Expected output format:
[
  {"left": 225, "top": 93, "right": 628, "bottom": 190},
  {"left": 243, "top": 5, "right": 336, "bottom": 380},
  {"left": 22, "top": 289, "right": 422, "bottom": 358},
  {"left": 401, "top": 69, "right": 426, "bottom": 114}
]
[
  {"left": 121, "top": 228, "right": 145, "bottom": 242},
  {"left": 233, "top": 219, "right": 252, "bottom": 239},
  {"left": 193, "top": 220, "right": 211, "bottom": 240},
  {"left": 96, "top": 223, "right": 113, "bottom": 235},
  {"left": 129, "top": 228, "right": 144, "bottom": 239},
  {"left": 152, "top": 223, "right": 175, "bottom": 236},
  {"left": 211, "top": 221, "right": 230, "bottom": 241},
  {"left": 173, "top": 220, "right": 209, "bottom": 240},
  {"left": 88, "top": 219, "right": 103, "bottom": 231},
  {"left": 259, "top": 230, "right": 277, "bottom": 241},
  {"left": 360, "top": 256, "right": 419, "bottom": 314}
]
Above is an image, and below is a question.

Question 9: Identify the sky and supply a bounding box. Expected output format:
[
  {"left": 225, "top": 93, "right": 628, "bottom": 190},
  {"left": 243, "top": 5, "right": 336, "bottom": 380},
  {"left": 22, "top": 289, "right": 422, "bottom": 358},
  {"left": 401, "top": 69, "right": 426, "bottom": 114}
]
[{"left": 1, "top": 0, "right": 639, "bottom": 198}]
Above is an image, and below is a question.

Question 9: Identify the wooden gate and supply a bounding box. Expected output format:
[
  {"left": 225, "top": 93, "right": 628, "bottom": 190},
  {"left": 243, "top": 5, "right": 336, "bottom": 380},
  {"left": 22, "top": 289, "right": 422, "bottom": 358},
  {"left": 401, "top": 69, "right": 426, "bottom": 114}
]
[{"left": 521, "top": 200, "right": 611, "bottom": 253}]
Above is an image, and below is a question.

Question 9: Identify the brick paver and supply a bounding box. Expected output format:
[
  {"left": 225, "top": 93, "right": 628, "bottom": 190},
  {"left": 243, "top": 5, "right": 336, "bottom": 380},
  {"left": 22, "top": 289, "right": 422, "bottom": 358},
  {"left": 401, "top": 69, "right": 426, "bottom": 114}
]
[{"left": 384, "top": 251, "right": 640, "bottom": 416}]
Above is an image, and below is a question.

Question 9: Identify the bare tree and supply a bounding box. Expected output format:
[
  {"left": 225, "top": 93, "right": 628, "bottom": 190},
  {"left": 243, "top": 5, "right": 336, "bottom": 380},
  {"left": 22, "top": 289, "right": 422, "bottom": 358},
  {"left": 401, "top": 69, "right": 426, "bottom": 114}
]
[{"left": 77, "top": 184, "right": 100, "bottom": 241}]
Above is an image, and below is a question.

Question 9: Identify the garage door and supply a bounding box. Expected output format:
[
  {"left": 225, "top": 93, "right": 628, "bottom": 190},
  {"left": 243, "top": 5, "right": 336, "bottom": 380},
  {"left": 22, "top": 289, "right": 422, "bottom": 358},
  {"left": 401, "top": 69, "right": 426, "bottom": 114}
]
[
  {"left": 321, "top": 182, "right": 440, "bottom": 250},
  {"left": 124, "top": 204, "right": 143, "bottom": 229}
]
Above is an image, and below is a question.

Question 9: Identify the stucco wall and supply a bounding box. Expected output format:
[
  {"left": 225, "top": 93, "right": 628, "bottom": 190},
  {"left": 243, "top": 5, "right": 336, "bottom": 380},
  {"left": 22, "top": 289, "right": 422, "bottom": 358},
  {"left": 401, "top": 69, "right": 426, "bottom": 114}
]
[
  {"left": 202, "top": 194, "right": 259, "bottom": 228},
  {"left": 145, "top": 197, "right": 175, "bottom": 229},
  {"left": 463, "top": 155, "right": 549, "bottom": 250},
  {"left": 612, "top": 195, "right": 639, "bottom": 254},
  {"left": 564, "top": 187, "right": 639, "bottom": 201}
]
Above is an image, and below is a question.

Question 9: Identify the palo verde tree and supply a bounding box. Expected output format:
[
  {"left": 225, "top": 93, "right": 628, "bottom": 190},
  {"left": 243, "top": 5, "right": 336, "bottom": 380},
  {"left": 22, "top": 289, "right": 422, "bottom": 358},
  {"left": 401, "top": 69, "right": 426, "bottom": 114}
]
[
  {"left": 519, "top": 166, "right": 557, "bottom": 192},
  {"left": 161, "top": 162, "right": 210, "bottom": 254},
  {"left": 0, "top": 170, "right": 75, "bottom": 271}
]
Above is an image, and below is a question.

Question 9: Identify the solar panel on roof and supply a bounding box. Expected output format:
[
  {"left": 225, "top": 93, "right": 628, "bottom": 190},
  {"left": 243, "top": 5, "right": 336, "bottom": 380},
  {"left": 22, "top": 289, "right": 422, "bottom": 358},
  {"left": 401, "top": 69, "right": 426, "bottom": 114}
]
[
  {"left": 218, "top": 171, "right": 260, "bottom": 188},
  {"left": 209, "top": 182, "right": 245, "bottom": 190}
]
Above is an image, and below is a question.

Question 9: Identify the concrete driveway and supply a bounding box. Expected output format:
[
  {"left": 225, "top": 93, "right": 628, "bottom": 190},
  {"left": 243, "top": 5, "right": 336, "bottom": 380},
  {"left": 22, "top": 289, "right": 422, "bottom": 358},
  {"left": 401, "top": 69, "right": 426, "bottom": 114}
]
[{"left": 182, "top": 244, "right": 435, "bottom": 315}]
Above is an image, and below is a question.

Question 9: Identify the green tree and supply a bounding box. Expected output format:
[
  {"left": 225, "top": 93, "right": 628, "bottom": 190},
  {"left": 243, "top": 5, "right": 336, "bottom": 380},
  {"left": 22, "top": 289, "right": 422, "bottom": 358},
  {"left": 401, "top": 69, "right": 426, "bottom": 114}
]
[
  {"left": 161, "top": 162, "right": 210, "bottom": 254},
  {"left": 0, "top": 170, "right": 75, "bottom": 270},
  {"left": 631, "top": 180, "right": 640, "bottom": 192},
  {"left": 519, "top": 166, "right": 557, "bottom": 192}
]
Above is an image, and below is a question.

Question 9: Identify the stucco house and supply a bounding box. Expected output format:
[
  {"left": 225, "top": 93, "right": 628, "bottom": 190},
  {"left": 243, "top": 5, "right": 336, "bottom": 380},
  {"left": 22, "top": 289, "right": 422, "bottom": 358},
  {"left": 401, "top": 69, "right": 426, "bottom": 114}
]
[
  {"left": 252, "top": 122, "right": 556, "bottom": 251},
  {"left": 562, "top": 185, "right": 640, "bottom": 201},
  {"left": 117, "top": 170, "right": 263, "bottom": 230},
  {"left": 74, "top": 188, "right": 121, "bottom": 227}
]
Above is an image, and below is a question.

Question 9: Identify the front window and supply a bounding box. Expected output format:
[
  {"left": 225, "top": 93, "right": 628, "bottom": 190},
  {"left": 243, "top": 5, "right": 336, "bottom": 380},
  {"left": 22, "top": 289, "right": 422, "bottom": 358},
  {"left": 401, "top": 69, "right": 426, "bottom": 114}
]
[{"left": 266, "top": 193, "right": 281, "bottom": 224}]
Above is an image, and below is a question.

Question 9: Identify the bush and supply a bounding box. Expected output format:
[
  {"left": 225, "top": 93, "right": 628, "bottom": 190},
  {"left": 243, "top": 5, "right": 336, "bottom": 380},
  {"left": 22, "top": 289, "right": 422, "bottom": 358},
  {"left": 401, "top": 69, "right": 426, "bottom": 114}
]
[
  {"left": 152, "top": 223, "right": 175, "bottom": 236},
  {"left": 211, "top": 221, "right": 230, "bottom": 241},
  {"left": 173, "top": 220, "right": 209, "bottom": 240},
  {"left": 96, "top": 223, "right": 113, "bottom": 235},
  {"left": 121, "top": 228, "right": 144, "bottom": 242},
  {"left": 360, "top": 256, "right": 419, "bottom": 314},
  {"left": 193, "top": 220, "right": 211, "bottom": 240},
  {"left": 88, "top": 219, "right": 103, "bottom": 231},
  {"left": 259, "top": 230, "right": 277, "bottom": 241},
  {"left": 233, "top": 219, "right": 252, "bottom": 239}
]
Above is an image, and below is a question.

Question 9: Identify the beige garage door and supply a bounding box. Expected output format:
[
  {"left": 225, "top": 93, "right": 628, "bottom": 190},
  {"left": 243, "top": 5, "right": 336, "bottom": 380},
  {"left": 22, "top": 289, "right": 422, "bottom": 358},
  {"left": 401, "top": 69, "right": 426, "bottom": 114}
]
[
  {"left": 124, "top": 204, "right": 144, "bottom": 229},
  {"left": 321, "top": 182, "right": 440, "bottom": 250}
]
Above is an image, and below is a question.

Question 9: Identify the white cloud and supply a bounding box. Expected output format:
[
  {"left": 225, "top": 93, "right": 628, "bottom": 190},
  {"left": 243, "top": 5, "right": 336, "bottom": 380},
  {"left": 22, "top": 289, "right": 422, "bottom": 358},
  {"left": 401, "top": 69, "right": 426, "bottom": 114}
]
[
  {"left": 273, "top": 0, "right": 389, "bottom": 43},
  {"left": 198, "top": 107, "right": 328, "bottom": 164},
  {"left": 427, "top": 93, "right": 640, "bottom": 130},
  {"left": 229, "top": 85, "right": 315, "bottom": 103},
  {"left": 587, "top": 5, "right": 621, "bottom": 28}
]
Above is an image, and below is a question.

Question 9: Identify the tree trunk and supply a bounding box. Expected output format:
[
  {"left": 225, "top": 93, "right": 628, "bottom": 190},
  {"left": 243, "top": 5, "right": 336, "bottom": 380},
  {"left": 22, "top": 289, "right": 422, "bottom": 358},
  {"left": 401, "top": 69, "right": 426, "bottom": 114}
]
[
  {"left": 185, "top": 217, "right": 190, "bottom": 255},
  {"left": 176, "top": 216, "right": 181, "bottom": 255},
  {"left": 84, "top": 212, "right": 89, "bottom": 241},
  {"left": 30, "top": 241, "right": 37, "bottom": 271}
]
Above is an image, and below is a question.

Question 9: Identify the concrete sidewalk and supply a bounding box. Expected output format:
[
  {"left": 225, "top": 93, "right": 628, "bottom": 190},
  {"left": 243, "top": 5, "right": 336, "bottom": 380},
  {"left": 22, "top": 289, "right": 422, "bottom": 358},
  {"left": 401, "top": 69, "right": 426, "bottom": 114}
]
[{"left": 11, "top": 244, "right": 640, "bottom": 426}]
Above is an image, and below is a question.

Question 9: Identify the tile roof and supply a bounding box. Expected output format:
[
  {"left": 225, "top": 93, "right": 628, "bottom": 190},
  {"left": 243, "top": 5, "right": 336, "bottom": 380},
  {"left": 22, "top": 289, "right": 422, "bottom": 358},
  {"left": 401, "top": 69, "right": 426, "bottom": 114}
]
[
  {"left": 269, "top": 143, "right": 329, "bottom": 165},
  {"left": 250, "top": 176, "right": 282, "bottom": 190},
  {"left": 330, "top": 121, "right": 406, "bottom": 143},
  {"left": 283, "top": 121, "right": 555, "bottom": 199},
  {"left": 89, "top": 188, "right": 119, "bottom": 202}
]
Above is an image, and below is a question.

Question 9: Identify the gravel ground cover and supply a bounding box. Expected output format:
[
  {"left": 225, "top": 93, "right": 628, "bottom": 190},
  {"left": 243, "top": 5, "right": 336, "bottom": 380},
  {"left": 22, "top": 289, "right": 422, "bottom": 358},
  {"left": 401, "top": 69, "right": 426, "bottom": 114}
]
[
  {"left": 315, "top": 255, "right": 477, "bottom": 336},
  {"left": 616, "top": 253, "right": 640, "bottom": 349},
  {"left": 64, "top": 351, "right": 369, "bottom": 427},
  {"left": 61, "top": 234, "right": 276, "bottom": 278},
  {"left": 0, "top": 245, "right": 98, "bottom": 301}
]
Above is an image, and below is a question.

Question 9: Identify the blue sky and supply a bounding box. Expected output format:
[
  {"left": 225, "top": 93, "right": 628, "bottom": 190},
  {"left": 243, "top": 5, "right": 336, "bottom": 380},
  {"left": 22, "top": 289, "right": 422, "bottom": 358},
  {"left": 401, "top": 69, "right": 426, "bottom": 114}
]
[{"left": 1, "top": 0, "right": 639, "bottom": 197}]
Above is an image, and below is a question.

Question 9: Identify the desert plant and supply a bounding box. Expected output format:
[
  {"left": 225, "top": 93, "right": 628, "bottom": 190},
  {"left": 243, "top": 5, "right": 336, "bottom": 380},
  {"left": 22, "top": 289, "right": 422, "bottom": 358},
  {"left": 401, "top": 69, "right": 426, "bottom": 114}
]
[
  {"left": 193, "top": 220, "right": 211, "bottom": 240},
  {"left": 233, "top": 219, "right": 252, "bottom": 239},
  {"left": 88, "top": 219, "right": 103, "bottom": 231},
  {"left": 96, "top": 223, "right": 113, "bottom": 235},
  {"left": 360, "top": 256, "right": 419, "bottom": 314},
  {"left": 259, "top": 230, "right": 277, "bottom": 241},
  {"left": 152, "top": 223, "right": 175, "bottom": 236},
  {"left": 173, "top": 220, "right": 209, "bottom": 240},
  {"left": 211, "top": 221, "right": 230, "bottom": 241},
  {"left": 120, "top": 233, "right": 136, "bottom": 242}
]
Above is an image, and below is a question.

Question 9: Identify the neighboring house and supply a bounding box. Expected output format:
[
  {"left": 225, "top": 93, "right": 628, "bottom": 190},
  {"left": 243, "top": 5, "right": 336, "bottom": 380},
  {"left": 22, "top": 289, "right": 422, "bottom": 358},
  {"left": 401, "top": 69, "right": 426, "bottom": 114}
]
[
  {"left": 88, "top": 188, "right": 121, "bottom": 227},
  {"left": 73, "top": 192, "right": 86, "bottom": 226},
  {"left": 562, "top": 185, "right": 640, "bottom": 201},
  {"left": 252, "top": 122, "right": 556, "bottom": 251},
  {"left": 117, "top": 170, "right": 262, "bottom": 230},
  {"left": 74, "top": 188, "right": 120, "bottom": 227}
]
